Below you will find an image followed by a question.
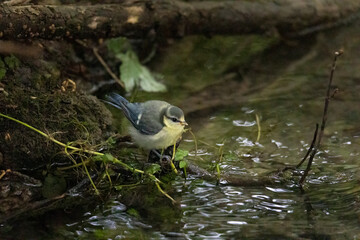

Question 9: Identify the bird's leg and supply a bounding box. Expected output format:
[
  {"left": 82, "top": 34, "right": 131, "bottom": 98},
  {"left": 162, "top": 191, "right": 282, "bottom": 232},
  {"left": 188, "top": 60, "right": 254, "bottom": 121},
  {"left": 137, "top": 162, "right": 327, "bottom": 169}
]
[
  {"left": 151, "top": 149, "right": 161, "bottom": 158},
  {"left": 149, "top": 149, "right": 173, "bottom": 172},
  {"left": 150, "top": 149, "right": 171, "bottom": 163},
  {"left": 148, "top": 149, "right": 163, "bottom": 163}
]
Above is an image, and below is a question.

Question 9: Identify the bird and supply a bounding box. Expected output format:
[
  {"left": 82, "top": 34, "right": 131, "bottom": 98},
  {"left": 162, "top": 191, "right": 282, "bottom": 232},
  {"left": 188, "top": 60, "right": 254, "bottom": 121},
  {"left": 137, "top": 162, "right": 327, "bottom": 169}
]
[{"left": 104, "top": 93, "right": 187, "bottom": 151}]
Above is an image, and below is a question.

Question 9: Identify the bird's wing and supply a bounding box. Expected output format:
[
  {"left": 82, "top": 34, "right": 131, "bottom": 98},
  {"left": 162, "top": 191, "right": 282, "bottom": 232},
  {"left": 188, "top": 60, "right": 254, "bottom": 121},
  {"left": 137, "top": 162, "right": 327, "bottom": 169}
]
[
  {"left": 135, "top": 103, "right": 166, "bottom": 135},
  {"left": 104, "top": 93, "right": 162, "bottom": 135}
]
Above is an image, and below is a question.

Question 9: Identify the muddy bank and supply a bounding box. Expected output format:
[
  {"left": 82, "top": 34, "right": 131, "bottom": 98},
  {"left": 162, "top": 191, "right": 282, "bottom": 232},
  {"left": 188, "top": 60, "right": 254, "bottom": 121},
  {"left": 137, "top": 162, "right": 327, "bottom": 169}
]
[{"left": 0, "top": 41, "right": 115, "bottom": 219}]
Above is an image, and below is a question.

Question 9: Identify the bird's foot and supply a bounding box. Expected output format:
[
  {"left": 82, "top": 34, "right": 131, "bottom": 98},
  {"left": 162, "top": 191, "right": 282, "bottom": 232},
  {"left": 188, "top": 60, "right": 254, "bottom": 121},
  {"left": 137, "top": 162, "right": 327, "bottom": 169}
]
[{"left": 148, "top": 149, "right": 174, "bottom": 172}]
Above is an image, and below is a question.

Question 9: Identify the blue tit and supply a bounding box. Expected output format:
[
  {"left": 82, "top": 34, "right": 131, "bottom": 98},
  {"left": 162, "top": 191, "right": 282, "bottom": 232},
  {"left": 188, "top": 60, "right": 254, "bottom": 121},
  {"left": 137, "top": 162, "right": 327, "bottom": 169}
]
[{"left": 104, "top": 93, "right": 187, "bottom": 150}]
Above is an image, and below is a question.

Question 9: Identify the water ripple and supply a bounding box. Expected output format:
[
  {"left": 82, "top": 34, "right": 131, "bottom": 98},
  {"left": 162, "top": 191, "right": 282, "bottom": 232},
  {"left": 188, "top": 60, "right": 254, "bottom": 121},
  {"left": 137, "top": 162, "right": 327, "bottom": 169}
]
[
  {"left": 234, "top": 136, "right": 256, "bottom": 147},
  {"left": 266, "top": 187, "right": 294, "bottom": 193},
  {"left": 232, "top": 120, "right": 256, "bottom": 127}
]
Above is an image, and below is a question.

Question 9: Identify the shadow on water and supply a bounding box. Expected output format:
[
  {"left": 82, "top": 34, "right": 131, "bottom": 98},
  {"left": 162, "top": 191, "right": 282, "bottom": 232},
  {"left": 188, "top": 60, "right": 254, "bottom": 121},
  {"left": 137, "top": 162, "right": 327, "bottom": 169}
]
[{"left": 3, "top": 20, "right": 360, "bottom": 240}]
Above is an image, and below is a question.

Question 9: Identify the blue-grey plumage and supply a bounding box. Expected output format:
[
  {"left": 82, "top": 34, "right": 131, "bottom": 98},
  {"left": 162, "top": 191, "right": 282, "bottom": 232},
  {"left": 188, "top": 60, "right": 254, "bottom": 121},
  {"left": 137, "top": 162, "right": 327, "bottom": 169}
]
[{"left": 104, "top": 93, "right": 187, "bottom": 150}]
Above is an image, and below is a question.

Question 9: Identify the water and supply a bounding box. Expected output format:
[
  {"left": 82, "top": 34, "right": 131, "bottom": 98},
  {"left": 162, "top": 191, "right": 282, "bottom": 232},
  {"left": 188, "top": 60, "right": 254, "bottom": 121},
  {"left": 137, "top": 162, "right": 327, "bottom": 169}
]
[
  {"left": 3, "top": 24, "right": 360, "bottom": 240},
  {"left": 62, "top": 39, "right": 360, "bottom": 239}
]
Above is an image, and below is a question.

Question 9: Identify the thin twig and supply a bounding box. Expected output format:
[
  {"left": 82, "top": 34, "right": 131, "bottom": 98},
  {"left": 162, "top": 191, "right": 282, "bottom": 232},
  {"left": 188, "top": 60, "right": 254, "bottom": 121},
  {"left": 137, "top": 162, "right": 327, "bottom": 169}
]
[
  {"left": 296, "top": 124, "right": 319, "bottom": 169},
  {"left": 317, "top": 51, "right": 342, "bottom": 144},
  {"left": 299, "top": 50, "right": 342, "bottom": 185},
  {"left": 299, "top": 148, "right": 316, "bottom": 185},
  {"left": 281, "top": 123, "right": 319, "bottom": 172},
  {"left": 93, "top": 47, "right": 125, "bottom": 89}
]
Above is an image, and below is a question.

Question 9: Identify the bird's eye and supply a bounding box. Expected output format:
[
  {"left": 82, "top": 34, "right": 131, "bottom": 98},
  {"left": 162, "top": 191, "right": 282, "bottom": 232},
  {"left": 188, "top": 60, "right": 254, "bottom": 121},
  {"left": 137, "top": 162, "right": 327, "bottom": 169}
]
[{"left": 171, "top": 117, "right": 178, "bottom": 122}]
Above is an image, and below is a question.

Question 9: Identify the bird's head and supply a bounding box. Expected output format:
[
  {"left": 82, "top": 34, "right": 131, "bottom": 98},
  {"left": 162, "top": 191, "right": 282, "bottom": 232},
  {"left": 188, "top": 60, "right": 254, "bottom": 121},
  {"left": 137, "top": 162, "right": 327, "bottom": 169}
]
[{"left": 163, "top": 105, "right": 187, "bottom": 130}]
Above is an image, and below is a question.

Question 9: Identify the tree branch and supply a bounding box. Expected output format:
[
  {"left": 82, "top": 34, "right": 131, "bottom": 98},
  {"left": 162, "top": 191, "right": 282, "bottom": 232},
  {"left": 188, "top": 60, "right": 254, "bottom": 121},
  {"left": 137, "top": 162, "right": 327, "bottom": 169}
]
[{"left": 0, "top": 0, "right": 359, "bottom": 40}]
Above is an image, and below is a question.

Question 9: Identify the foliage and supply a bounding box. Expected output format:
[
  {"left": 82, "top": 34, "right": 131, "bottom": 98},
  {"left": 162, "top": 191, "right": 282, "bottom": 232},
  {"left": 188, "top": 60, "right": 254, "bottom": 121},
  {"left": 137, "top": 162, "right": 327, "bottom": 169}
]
[
  {"left": 118, "top": 51, "right": 167, "bottom": 92},
  {"left": 0, "top": 58, "right": 6, "bottom": 80},
  {"left": 0, "top": 112, "right": 176, "bottom": 204},
  {"left": 4, "top": 54, "right": 20, "bottom": 70},
  {"left": 96, "top": 153, "right": 115, "bottom": 163},
  {"left": 106, "top": 136, "right": 116, "bottom": 147},
  {"left": 107, "top": 37, "right": 131, "bottom": 54},
  {"left": 174, "top": 148, "right": 189, "bottom": 170},
  {"left": 126, "top": 208, "right": 140, "bottom": 218},
  {"left": 107, "top": 37, "right": 166, "bottom": 93},
  {"left": 145, "top": 163, "right": 161, "bottom": 175}
]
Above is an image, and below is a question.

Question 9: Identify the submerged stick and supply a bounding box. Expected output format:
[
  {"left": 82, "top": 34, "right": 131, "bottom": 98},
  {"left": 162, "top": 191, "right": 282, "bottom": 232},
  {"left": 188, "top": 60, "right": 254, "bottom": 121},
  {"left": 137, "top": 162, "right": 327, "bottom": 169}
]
[
  {"left": 299, "top": 50, "right": 342, "bottom": 185},
  {"left": 296, "top": 124, "right": 319, "bottom": 169},
  {"left": 317, "top": 51, "right": 342, "bottom": 145}
]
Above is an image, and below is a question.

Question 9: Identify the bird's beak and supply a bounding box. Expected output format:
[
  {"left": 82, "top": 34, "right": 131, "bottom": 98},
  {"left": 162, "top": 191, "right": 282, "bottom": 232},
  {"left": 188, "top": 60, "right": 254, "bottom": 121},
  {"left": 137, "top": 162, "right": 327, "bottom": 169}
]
[{"left": 180, "top": 121, "right": 188, "bottom": 126}]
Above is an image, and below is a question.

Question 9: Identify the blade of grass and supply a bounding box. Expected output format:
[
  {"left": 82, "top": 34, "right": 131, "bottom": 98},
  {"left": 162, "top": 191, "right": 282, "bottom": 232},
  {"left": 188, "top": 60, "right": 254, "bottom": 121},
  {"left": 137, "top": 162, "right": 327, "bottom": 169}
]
[
  {"left": 188, "top": 129, "right": 198, "bottom": 158},
  {"left": 155, "top": 181, "right": 176, "bottom": 204},
  {"left": 255, "top": 114, "right": 261, "bottom": 143},
  {"left": 170, "top": 144, "right": 178, "bottom": 174},
  {"left": 80, "top": 156, "right": 99, "bottom": 195}
]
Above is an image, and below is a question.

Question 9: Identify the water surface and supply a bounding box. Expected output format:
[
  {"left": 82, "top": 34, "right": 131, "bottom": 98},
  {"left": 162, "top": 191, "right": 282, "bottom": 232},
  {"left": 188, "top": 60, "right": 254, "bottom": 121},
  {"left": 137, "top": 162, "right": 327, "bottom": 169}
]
[{"left": 4, "top": 23, "right": 360, "bottom": 240}]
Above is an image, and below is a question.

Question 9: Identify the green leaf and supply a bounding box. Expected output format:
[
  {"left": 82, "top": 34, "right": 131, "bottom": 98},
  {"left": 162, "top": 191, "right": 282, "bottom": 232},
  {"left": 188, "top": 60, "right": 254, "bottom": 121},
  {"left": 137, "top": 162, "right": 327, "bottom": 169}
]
[
  {"left": 174, "top": 149, "right": 189, "bottom": 162},
  {"left": 117, "top": 51, "right": 167, "bottom": 92},
  {"left": 127, "top": 208, "right": 140, "bottom": 218},
  {"left": 107, "top": 37, "right": 130, "bottom": 55},
  {"left": 106, "top": 136, "right": 116, "bottom": 146},
  {"left": 179, "top": 160, "right": 188, "bottom": 169},
  {"left": 102, "top": 153, "right": 114, "bottom": 163},
  {"left": 145, "top": 163, "right": 161, "bottom": 174},
  {"left": 107, "top": 37, "right": 166, "bottom": 93}
]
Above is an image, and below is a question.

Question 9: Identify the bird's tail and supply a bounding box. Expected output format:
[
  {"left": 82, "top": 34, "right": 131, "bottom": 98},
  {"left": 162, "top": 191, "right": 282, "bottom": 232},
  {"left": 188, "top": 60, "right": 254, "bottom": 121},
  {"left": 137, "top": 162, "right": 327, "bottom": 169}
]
[
  {"left": 103, "top": 93, "right": 129, "bottom": 110},
  {"left": 104, "top": 93, "right": 141, "bottom": 128}
]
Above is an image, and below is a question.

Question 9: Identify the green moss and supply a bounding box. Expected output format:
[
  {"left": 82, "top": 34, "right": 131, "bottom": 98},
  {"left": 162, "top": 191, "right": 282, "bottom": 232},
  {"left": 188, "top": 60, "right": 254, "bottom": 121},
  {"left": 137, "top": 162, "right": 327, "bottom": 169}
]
[
  {"left": 0, "top": 86, "right": 113, "bottom": 170},
  {"left": 0, "top": 58, "right": 6, "bottom": 80},
  {"left": 42, "top": 60, "right": 61, "bottom": 80},
  {"left": 4, "top": 55, "right": 20, "bottom": 70},
  {"left": 42, "top": 174, "right": 67, "bottom": 199},
  {"left": 127, "top": 208, "right": 140, "bottom": 218}
]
